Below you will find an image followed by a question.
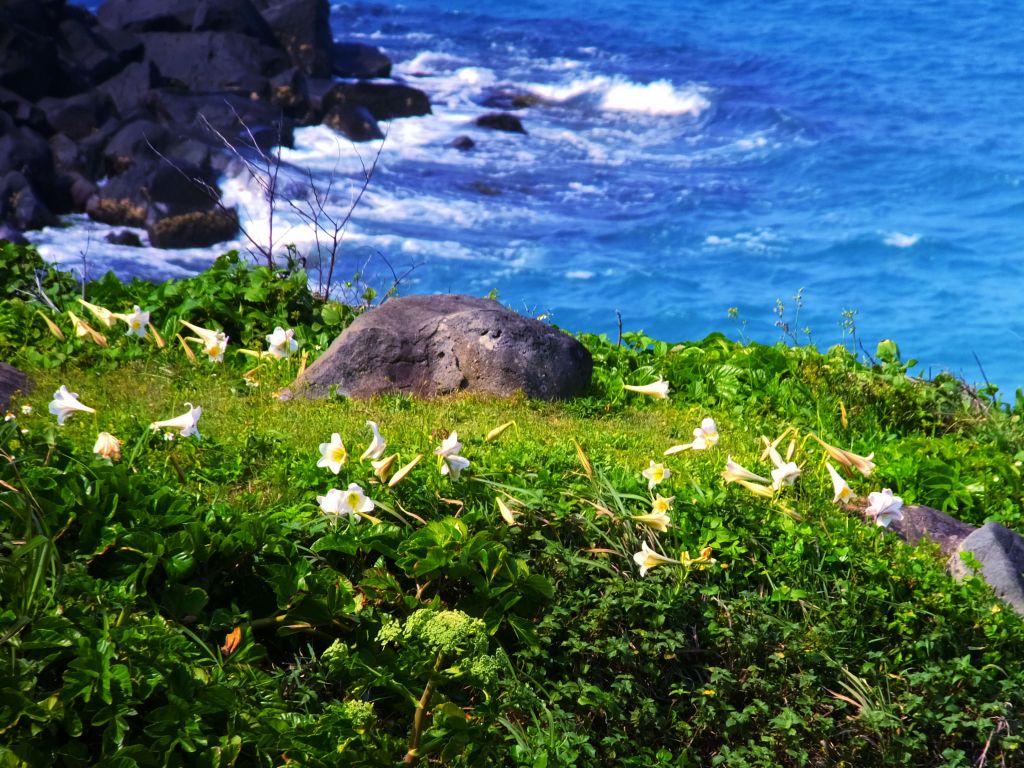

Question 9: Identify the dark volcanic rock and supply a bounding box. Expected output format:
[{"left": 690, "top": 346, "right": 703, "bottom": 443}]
[
  {"left": 99, "top": 0, "right": 277, "bottom": 41},
  {"left": 0, "top": 225, "right": 29, "bottom": 245},
  {"left": 321, "top": 82, "right": 431, "bottom": 122},
  {"left": 142, "top": 90, "right": 294, "bottom": 152},
  {"left": 479, "top": 88, "right": 541, "bottom": 110},
  {"left": 255, "top": 0, "right": 334, "bottom": 77},
  {"left": 475, "top": 112, "right": 527, "bottom": 134},
  {"left": 37, "top": 91, "right": 116, "bottom": 140},
  {"left": 58, "top": 14, "right": 143, "bottom": 83},
  {"left": 331, "top": 42, "right": 391, "bottom": 79},
  {"left": 286, "top": 294, "right": 593, "bottom": 401},
  {"left": 0, "top": 362, "right": 32, "bottom": 412},
  {"left": 139, "top": 30, "right": 289, "bottom": 95},
  {"left": 949, "top": 523, "right": 1024, "bottom": 614},
  {"left": 97, "top": 61, "right": 164, "bottom": 118},
  {"left": 889, "top": 504, "right": 977, "bottom": 557},
  {"left": 105, "top": 229, "right": 143, "bottom": 247},
  {"left": 323, "top": 105, "right": 383, "bottom": 142},
  {"left": 0, "top": 172, "right": 58, "bottom": 230},
  {"left": 86, "top": 154, "right": 220, "bottom": 233},
  {"left": 147, "top": 207, "right": 239, "bottom": 248}
]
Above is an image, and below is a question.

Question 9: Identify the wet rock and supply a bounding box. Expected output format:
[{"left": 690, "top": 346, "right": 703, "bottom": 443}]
[
  {"left": 86, "top": 196, "right": 148, "bottom": 229},
  {"left": 101, "top": 119, "right": 172, "bottom": 174},
  {"left": 269, "top": 67, "right": 310, "bottom": 117},
  {"left": 949, "top": 522, "right": 1024, "bottom": 614},
  {"left": 0, "top": 225, "right": 29, "bottom": 245},
  {"left": 105, "top": 229, "right": 144, "bottom": 247},
  {"left": 475, "top": 112, "right": 527, "bottom": 134},
  {"left": 479, "top": 88, "right": 541, "bottom": 110},
  {"left": 323, "top": 105, "right": 383, "bottom": 142},
  {"left": 321, "top": 81, "right": 431, "bottom": 121},
  {"left": 286, "top": 294, "right": 593, "bottom": 401},
  {"left": 331, "top": 42, "right": 392, "bottom": 79},
  {"left": 147, "top": 207, "right": 239, "bottom": 248},
  {"left": 142, "top": 89, "right": 294, "bottom": 151},
  {"left": 450, "top": 135, "right": 475, "bottom": 151}
]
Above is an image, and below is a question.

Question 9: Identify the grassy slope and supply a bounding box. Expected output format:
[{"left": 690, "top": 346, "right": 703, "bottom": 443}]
[{"left": 3, "top": 248, "right": 1024, "bottom": 766}]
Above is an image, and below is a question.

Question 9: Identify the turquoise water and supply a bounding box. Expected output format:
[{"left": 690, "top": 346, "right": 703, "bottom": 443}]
[{"left": 57, "top": 1, "right": 1024, "bottom": 392}]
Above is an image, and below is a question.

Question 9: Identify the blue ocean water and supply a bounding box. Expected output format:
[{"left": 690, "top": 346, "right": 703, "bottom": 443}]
[{"left": 50, "top": 1, "right": 1024, "bottom": 392}]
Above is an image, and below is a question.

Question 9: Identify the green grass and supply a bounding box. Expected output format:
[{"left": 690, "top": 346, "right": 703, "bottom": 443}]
[{"left": 3, "top": 244, "right": 1024, "bottom": 766}]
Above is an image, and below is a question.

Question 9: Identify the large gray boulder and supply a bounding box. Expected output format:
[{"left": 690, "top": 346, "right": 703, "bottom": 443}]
[
  {"left": 948, "top": 522, "right": 1024, "bottom": 614},
  {"left": 0, "top": 362, "right": 31, "bottom": 412},
  {"left": 889, "top": 504, "right": 977, "bottom": 557},
  {"left": 287, "top": 294, "right": 593, "bottom": 400}
]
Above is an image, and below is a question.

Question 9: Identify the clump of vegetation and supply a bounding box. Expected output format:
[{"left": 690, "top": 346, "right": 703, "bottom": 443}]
[{"left": 2, "top": 242, "right": 1024, "bottom": 766}]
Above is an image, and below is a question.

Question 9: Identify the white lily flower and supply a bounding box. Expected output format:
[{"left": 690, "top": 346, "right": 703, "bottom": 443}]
[
  {"left": 48, "top": 385, "right": 96, "bottom": 425},
  {"left": 680, "top": 546, "right": 717, "bottom": 568},
  {"left": 180, "top": 320, "right": 223, "bottom": 347},
  {"left": 441, "top": 454, "right": 470, "bottom": 480},
  {"left": 633, "top": 542, "right": 681, "bottom": 577},
  {"left": 642, "top": 460, "right": 671, "bottom": 489},
  {"left": 434, "top": 431, "right": 463, "bottom": 458},
  {"left": 317, "top": 433, "right": 348, "bottom": 474},
  {"left": 632, "top": 509, "right": 671, "bottom": 532},
  {"left": 770, "top": 462, "right": 801, "bottom": 490},
  {"left": 721, "top": 456, "right": 769, "bottom": 485},
  {"left": 371, "top": 454, "right": 398, "bottom": 482},
  {"left": 360, "top": 420, "right": 387, "bottom": 461},
  {"left": 623, "top": 379, "right": 670, "bottom": 399},
  {"left": 318, "top": 482, "right": 374, "bottom": 521},
  {"left": 121, "top": 306, "right": 150, "bottom": 338},
  {"left": 93, "top": 431, "right": 122, "bottom": 461},
  {"left": 203, "top": 332, "right": 229, "bottom": 363},
  {"left": 78, "top": 298, "right": 117, "bottom": 328},
  {"left": 736, "top": 479, "right": 775, "bottom": 498},
  {"left": 149, "top": 402, "right": 202, "bottom": 438},
  {"left": 497, "top": 497, "right": 519, "bottom": 526},
  {"left": 665, "top": 417, "right": 720, "bottom": 454},
  {"left": 66, "top": 311, "right": 107, "bottom": 346},
  {"left": 266, "top": 326, "right": 298, "bottom": 359},
  {"left": 651, "top": 494, "right": 674, "bottom": 515},
  {"left": 388, "top": 454, "right": 423, "bottom": 487},
  {"left": 810, "top": 434, "right": 876, "bottom": 477},
  {"left": 826, "top": 462, "right": 856, "bottom": 504},
  {"left": 865, "top": 488, "right": 904, "bottom": 527}
]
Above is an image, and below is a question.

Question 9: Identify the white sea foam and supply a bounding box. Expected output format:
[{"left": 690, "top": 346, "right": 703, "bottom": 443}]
[
  {"left": 884, "top": 232, "right": 921, "bottom": 248},
  {"left": 401, "top": 50, "right": 471, "bottom": 74},
  {"left": 525, "top": 75, "right": 710, "bottom": 117},
  {"left": 566, "top": 270, "right": 594, "bottom": 279}
]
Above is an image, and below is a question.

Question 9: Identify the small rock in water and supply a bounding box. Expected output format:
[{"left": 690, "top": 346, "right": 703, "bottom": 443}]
[
  {"left": 105, "top": 229, "right": 143, "bottom": 247},
  {"left": 475, "top": 112, "right": 527, "bottom": 134},
  {"left": 450, "top": 135, "right": 475, "bottom": 151}
]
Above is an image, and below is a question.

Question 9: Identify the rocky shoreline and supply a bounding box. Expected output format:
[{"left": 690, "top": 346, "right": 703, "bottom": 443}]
[{"left": 0, "top": 0, "right": 440, "bottom": 250}]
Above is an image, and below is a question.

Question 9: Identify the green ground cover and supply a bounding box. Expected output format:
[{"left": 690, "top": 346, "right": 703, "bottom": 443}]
[{"left": 3, "top": 243, "right": 1024, "bottom": 766}]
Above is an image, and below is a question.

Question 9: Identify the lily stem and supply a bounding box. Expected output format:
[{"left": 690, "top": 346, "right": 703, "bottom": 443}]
[{"left": 404, "top": 652, "right": 444, "bottom": 764}]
